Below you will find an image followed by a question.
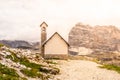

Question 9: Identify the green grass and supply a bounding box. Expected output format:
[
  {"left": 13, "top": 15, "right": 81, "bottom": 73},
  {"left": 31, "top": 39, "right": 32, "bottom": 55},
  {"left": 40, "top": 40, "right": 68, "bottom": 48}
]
[
  {"left": 6, "top": 50, "right": 60, "bottom": 79},
  {"left": 6, "top": 50, "right": 21, "bottom": 62},
  {"left": 100, "top": 64, "right": 120, "bottom": 73},
  {"left": 39, "top": 67, "right": 60, "bottom": 75},
  {"left": 0, "top": 43, "right": 4, "bottom": 48},
  {"left": 0, "top": 63, "right": 19, "bottom": 77},
  {"left": 45, "top": 60, "right": 57, "bottom": 64},
  {"left": 46, "top": 57, "right": 61, "bottom": 60},
  {"left": 0, "top": 63, "right": 27, "bottom": 80},
  {"left": 6, "top": 50, "right": 43, "bottom": 68},
  {"left": 0, "top": 75, "right": 27, "bottom": 80},
  {"left": 20, "top": 69, "right": 45, "bottom": 79}
]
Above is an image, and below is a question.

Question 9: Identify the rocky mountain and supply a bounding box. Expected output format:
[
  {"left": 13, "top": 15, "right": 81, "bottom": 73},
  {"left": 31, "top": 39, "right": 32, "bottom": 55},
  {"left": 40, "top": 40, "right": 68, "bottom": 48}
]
[
  {"left": 69, "top": 23, "right": 120, "bottom": 53},
  {"left": 0, "top": 40, "right": 39, "bottom": 49}
]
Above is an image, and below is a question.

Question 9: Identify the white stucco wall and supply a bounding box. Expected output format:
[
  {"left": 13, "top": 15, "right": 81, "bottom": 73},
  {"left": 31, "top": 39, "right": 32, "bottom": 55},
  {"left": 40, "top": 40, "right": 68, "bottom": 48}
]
[{"left": 44, "top": 34, "right": 68, "bottom": 55}]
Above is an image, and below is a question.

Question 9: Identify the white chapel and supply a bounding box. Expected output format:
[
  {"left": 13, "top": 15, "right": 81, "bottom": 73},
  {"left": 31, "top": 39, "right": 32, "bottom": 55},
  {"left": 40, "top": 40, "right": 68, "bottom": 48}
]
[{"left": 40, "top": 22, "right": 69, "bottom": 59}]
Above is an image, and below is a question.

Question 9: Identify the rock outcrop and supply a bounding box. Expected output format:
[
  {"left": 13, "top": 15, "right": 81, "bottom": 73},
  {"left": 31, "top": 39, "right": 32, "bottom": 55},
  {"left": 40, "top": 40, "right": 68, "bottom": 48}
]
[
  {"left": 0, "top": 45, "right": 59, "bottom": 80},
  {"left": 69, "top": 23, "right": 120, "bottom": 53}
]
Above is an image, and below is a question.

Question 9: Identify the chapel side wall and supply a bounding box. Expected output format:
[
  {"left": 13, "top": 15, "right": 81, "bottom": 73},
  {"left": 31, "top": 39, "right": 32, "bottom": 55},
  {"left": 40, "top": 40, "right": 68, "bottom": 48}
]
[{"left": 44, "top": 34, "right": 68, "bottom": 59}]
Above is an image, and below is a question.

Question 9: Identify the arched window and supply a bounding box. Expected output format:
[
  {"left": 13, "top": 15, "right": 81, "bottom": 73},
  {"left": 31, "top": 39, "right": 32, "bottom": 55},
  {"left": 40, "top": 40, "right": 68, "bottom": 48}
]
[{"left": 42, "top": 27, "right": 46, "bottom": 31}]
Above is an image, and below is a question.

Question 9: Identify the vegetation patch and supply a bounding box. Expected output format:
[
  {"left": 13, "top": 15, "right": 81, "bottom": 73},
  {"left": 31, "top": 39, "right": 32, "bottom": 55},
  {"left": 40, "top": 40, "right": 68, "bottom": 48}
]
[
  {"left": 6, "top": 50, "right": 43, "bottom": 68},
  {"left": 45, "top": 60, "right": 57, "bottom": 64},
  {"left": 6, "top": 50, "right": 60, "bottom": 79},
  {"left": 99, "top": 64, "right": 120, "bottom": 73},
  {"left": 46, "top": 57, "right": 61, "bottom": 60},
  {"left": 6, "top": 50, "right": 20, "bottom": 62},
  {"left": 0, "top": 63, "right": 26, "bottom": 80},
  {"left": 20, "top": 69, "right": 45, "bottom": 79},
  {"left": 0, "top": 63, "right": 19, "bottom": 77},
  {"left": 39, "top": 67, "right": 60, "bottom": 75},
  {"left": 0, "top": 43, "right": 4, "bottom": 48},
  {"left": 0, "top": 75, "right": 27, "bottom": 80}
]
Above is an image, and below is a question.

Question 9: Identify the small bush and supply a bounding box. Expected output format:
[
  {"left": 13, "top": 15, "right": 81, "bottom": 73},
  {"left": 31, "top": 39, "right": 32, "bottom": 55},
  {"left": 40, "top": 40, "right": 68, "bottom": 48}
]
[{"left": 100, "top": 64, "right": 120, "bottom": 73}]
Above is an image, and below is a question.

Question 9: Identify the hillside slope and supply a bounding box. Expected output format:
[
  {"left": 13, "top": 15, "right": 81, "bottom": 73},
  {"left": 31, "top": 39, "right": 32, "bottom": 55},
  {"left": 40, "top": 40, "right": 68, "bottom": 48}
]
[{"left": 0, "top": 44, "right": 59, "bottom": 80}]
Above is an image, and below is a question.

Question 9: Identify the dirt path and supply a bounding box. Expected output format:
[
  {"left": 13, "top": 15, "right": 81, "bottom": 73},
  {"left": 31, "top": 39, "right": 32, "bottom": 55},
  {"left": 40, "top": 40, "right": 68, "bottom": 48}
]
[{"left": 52, "top": 60, "right": 120, "bottom": 80}]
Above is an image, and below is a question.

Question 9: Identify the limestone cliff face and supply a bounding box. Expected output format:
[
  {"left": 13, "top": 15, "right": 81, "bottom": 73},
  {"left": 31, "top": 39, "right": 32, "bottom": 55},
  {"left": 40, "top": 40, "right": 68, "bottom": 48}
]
[{"left": 69, "top": 23, "right": 120, "bottom": 53}]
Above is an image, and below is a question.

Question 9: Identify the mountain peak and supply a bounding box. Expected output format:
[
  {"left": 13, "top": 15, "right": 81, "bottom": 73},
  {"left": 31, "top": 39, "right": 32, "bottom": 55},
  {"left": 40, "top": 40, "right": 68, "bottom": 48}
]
[{"left": 69, "top": 23, "right": 120, "bottom": 53}]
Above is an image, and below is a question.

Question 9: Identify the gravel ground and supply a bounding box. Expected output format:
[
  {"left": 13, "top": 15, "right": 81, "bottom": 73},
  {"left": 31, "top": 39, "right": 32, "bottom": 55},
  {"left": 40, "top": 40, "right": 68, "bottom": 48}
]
[{"left": 52, "top": 60, "right": 120, "bottom": 80}]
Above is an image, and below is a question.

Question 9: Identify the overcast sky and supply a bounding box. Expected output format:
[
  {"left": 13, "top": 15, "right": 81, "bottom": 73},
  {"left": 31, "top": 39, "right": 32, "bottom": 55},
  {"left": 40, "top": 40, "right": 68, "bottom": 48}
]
[{"left": 0, "top": 0, "right": 120, "bottom": 42}]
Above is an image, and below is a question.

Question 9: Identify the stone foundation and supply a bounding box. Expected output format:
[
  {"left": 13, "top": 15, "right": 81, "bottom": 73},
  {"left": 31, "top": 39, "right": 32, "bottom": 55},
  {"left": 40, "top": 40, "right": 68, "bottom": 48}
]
[{"left": 44, "top": 54, "right": 68, "bottom": 60}]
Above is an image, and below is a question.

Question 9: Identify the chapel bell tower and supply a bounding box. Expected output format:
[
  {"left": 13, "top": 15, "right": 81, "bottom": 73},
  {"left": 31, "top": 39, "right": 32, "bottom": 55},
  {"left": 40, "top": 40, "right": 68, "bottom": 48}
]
[{"left": 40, "top": 22, "right": 48, "bottom": 57}]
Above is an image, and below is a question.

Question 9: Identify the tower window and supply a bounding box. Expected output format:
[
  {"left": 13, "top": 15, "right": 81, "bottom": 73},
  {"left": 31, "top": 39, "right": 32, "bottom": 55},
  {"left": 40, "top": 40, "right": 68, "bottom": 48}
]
[{"left": 42, "top": 27, "right": 46, "bottom": 31}]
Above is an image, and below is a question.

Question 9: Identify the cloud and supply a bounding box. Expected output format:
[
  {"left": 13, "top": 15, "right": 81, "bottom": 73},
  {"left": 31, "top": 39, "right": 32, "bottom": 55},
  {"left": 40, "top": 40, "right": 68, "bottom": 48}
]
[{"left": 0, "top": 0, "right": 120, "bottom": 41}]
